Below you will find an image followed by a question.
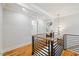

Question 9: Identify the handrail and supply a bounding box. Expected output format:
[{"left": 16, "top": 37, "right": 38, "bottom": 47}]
[
  {"left": 67, "top": 45, "right": 79, "bottom": 49},
  {"left": 32, "top": 32, "right": 54, "bottom": 38},
  {"left": 33, "top": 35, "right": 63, "bottom": 45},
  {"left": 63, "top": 34, "right": 79, "bottom": 50},
  {"left": 37, "top": 37, "right": 53, "bottom": 41},
  {"left": 64, "top": 34, "right": 79, "bottom": 36},
  {"left": 32, "top": 32, "right": 51, "bottom": 36}
]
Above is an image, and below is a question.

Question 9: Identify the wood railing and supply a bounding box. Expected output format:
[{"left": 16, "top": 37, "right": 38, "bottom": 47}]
[
  {"left": 32, "top": 33, "right": 64, "bottom": 56},
  {"left": 32, "top": 36, "right": 53, "bottom": 56}
]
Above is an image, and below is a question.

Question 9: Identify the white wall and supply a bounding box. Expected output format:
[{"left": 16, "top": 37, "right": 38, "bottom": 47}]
[
  {"left": 0, "top": 4, "right": 3, "bottom": 55},
  {"left": 32, "top": 18, "right": 46, "bottom": 35},
  {"left": 52, "top": 13, "right": 79, "bottom": 38},
  {"left": 31, "top": 17, "right": 37, "bottom": 35},
  {"left": 2, "top": 4, "right": 48, "bottom": 53},
  {"left": 60, "top": 13, "right": 79, "bottom": 35},
  {"left": 3, "top": 10, "right": 32, "bottom": 52},
  {"left": 38, "top": 19, "right": 46, "bottom": 34}
]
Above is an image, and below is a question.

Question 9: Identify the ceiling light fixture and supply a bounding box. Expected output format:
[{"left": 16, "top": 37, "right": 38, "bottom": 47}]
[{"left": 22, "top": 8, "right": 26, "bottom": 11}]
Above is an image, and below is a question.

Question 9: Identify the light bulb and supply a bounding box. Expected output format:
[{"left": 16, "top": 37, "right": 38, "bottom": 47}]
[{"left": 22, "top": 8, "right": 26, "bottom": 11}]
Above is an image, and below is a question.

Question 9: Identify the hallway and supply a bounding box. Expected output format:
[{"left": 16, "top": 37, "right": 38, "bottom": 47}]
[{"left": 0, "top": 3, "right": 79, "bottom": 56}]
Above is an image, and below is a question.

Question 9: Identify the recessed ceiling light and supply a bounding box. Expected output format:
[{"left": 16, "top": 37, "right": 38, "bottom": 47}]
[{"left": 22, "top": 8, "right": 26, "bottom": 11}]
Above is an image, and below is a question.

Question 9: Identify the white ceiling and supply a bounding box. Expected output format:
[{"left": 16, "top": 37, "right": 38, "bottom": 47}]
[
  {"left": 3, "top": 3, "right": 79, "bottom": 19},
  {"left": 33, "top": 3, "right": 79, "bottom": 18},
  {"left": 3, "top": 3, "right": 50, "bottom": 20}
]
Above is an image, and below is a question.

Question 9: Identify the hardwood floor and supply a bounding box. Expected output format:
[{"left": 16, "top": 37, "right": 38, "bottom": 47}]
[
  {"left": 3, "top": 44, "right": 79, "bottom": 56},
  {"left": 3, "top": 44, "right": 32, "bottom": 56},
  {"left": 61, "top": 50, "right": 79, "bottom": 56}
]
